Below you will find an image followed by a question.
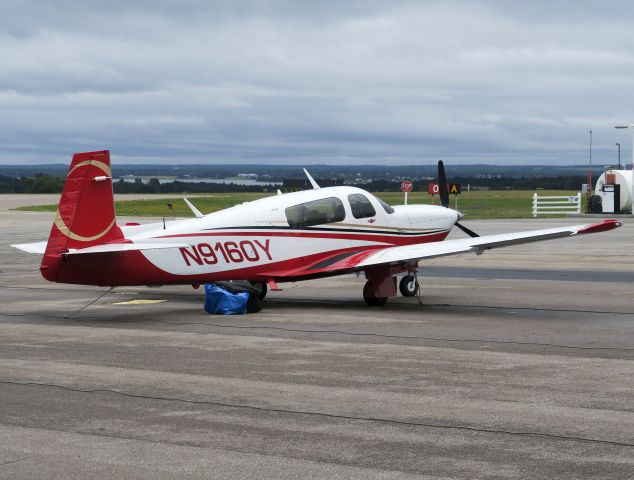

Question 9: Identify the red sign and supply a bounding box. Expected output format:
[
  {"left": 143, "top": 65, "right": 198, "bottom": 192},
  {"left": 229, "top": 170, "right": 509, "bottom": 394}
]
[
  {"left": 401, "top": 180, "right": 413, "bottom": 192},
  {"left": 428, "top": 183, "right": 461, "bottom": 194}
]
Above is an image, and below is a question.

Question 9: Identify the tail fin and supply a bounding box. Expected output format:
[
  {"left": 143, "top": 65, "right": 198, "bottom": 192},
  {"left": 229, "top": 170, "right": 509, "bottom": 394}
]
[{"left": 41, "top": 150, "right": 124, "bottom": 282}]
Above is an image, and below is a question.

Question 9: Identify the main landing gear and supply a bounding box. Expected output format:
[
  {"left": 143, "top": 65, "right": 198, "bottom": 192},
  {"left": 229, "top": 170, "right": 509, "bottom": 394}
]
[
  {"left": 363, "top": 281, "right": 388, "bottom": 306},
  {"left": 362, "top": 271, "right": 420, "bottom": 306}
]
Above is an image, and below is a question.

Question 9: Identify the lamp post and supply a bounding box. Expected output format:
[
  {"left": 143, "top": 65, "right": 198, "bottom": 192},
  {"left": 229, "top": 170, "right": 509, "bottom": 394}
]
[
  {"left": 616, "top": 142, "right": 621, "bottom": 169},
  {"left": 587, "top": 130, "right": 593, "bottom": 202},
  {"left": 614, "top": 123, "right": 634, "bottom": 215}
]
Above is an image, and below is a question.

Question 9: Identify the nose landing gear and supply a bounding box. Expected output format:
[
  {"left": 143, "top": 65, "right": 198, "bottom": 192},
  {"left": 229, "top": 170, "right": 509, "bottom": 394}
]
[{"left": 399, "top": 274, "right": 419, "bottom": 297}]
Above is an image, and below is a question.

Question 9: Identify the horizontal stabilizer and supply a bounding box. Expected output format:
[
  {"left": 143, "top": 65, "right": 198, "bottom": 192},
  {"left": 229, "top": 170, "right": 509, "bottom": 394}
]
[
  {"left": 13, "top": 241, "right": 190, "bottom": 256},
  {"left": 12, "top": 241, "right": 47, "bottom": 254},
  {"left": 65, "top": 242, "right": 190, "bottom": 255}
]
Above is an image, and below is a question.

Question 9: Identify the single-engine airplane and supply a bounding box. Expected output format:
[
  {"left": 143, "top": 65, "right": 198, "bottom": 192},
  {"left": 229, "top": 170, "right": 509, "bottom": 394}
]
[{"left": 12, "top": 150, "right": 621, "bottom": 306}]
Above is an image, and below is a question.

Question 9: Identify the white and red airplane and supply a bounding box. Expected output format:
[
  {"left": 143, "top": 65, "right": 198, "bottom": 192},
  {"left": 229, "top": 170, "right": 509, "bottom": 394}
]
[{"left": 12, "top": 150, "right": 621, "bottom": 305}]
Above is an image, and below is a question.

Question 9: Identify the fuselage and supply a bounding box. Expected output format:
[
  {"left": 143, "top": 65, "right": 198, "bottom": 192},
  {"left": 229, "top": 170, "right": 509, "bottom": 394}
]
[{"left": 100, "top": 186, "right": 459, "bottom": 286}]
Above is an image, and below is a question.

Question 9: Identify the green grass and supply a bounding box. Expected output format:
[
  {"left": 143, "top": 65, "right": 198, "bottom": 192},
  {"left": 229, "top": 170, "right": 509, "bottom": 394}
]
[
  {"left": 17, "top": 193, "right": 270, "bottom": 217},
  {"left": 375, "top": 190, "right": 582, "bottom": 219},
  {"left": 15, "top": 189, "right": 582, "bottom": 219}
]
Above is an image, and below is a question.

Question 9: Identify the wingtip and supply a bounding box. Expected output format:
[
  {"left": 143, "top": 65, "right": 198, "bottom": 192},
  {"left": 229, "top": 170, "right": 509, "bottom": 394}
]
[{"left": 578, "top": 219, "right": 622, "bottom": 235}]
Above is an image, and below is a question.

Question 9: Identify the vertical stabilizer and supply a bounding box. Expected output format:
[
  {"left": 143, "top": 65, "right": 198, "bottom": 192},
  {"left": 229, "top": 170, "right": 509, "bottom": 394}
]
[{"left": 41, "top": 150, "right": 123, "bottom": 282}]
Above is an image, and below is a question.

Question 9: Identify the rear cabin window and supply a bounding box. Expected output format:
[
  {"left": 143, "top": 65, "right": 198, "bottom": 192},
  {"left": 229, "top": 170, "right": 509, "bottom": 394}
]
[
  {"left": 348, "top": 194, "right": 376, "bottom": 219},
  {"left": 285, "top": 197, "right": 345, "bottom": 229}
]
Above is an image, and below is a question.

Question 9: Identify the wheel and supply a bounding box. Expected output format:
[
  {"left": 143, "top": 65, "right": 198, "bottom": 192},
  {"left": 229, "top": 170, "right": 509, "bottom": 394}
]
[
  {"left": 363, "top": 281, "right": 388, "bottom": 306},
  {"left": 246, "top": 296, "right": 262, "bottom": 313},
  {"left": 258, "top": 282, "right": 268, "bottom": 300},
  {"left": 399, "top": 275, "right": 419, "bottom": 297}
]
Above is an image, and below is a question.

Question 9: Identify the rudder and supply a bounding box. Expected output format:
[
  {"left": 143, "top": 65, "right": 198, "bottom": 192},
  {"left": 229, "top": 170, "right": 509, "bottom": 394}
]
[{"left": 41, "top": 150, "right": 124, "bottom": 282}]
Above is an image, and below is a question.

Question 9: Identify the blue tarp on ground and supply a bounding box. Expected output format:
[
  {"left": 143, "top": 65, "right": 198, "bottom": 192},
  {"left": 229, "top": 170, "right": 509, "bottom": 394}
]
[{"left": 204, "top": 284, "right": 249, "bottom": 315}]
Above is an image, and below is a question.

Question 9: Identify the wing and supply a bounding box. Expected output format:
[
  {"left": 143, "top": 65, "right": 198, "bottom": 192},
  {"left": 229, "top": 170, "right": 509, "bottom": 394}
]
[
  {"left": 259, "top": 219, "right": 621, "bottom": 280},
  {"left": 358, "top": 219, "right": 621, "bottom": 268}
]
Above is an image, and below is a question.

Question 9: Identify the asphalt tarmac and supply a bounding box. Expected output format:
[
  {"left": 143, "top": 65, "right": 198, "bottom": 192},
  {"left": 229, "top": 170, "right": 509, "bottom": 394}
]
[{"left": 1, "top": 205, "right": 633, "bottom": 479}]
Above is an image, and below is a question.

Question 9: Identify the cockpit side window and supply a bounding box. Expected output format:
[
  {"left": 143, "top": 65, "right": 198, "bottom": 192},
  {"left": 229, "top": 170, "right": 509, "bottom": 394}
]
[
  {"left": 348, "top": 193, "right": 376, "bottom": 219},
  {"left": 285, "top": 197, "right": 345, "bottom": 229}
]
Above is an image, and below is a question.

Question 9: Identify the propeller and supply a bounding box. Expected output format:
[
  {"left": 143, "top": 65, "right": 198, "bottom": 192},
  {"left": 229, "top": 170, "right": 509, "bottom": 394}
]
[
  {"left": 437, "top": 160, "right": 479, "bottom": 238},
  {"left": 437, "top": 160, "right": 449, "bottom": 208},
  {"left": 454, "top": 221, "right": 479, "bottom": 238}
]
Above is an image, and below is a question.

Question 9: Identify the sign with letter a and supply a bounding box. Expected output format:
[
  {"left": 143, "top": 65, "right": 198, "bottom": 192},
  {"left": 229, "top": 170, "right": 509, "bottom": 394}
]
[{"left": 448, "top": 183, "right": 461, "bottom": 195}]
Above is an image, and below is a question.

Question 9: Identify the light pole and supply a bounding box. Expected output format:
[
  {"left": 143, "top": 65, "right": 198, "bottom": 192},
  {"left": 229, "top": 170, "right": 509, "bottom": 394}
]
[
  {"left": 587, "top": 130, "right": 593, "bottom": 203},
  {"left": 616, "top": 142, "right": 621, "bottom": 169},
  {"left": 614, "top": 123, "right": 634, "bottom": 215}
]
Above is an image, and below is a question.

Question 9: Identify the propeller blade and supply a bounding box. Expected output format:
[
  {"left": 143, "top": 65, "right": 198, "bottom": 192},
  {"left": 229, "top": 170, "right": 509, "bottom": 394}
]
[
  {"left": 455, "top": 221, "right": 480, "bottom": 238},
  {"left": 438, "top": 160, "right": 449, "bottom": 208}
]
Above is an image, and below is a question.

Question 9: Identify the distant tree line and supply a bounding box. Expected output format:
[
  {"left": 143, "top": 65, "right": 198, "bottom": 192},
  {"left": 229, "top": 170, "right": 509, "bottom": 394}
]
[
  {"left": 0, "top": 173, "right": 588, "bottom": 194},
  {"left": 0, "top": 174, "right": 64, "bottom": 193},
  {"left": 112, "top": 178, "right": 276, "bottom": 194}
]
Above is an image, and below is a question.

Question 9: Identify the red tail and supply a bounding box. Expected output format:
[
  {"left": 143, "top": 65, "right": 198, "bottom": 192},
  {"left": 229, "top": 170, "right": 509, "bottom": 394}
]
[{"left": 40, "top": 150, "right": 124, "bottom": 282}]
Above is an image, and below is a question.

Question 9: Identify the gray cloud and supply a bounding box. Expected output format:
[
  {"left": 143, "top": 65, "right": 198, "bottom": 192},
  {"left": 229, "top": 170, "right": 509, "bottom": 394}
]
[{"left": 1, "top": 0, "right": 633, "bottom": 164}]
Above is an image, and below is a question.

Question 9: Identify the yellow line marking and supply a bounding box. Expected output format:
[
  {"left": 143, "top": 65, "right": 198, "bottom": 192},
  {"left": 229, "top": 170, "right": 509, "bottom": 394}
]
[{"left": 112, "top": 299, "right": 167, "bottom": 305}]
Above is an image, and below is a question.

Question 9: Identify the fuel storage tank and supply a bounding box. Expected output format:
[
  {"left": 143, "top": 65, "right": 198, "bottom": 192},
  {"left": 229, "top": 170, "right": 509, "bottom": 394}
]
[{"left": 594, "top": 169, "right": 633, "bottom": 213}]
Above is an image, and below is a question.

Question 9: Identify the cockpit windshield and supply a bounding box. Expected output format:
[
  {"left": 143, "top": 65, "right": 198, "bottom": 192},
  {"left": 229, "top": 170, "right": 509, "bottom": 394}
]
[{"left": 371, "top": 194, "right": 394, "bottom": 214}]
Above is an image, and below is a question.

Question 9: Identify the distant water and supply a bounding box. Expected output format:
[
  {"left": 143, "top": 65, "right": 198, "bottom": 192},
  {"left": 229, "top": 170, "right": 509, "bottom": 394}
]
[{"left": 118, "top": 177, "right": 282, "bottom": 186}]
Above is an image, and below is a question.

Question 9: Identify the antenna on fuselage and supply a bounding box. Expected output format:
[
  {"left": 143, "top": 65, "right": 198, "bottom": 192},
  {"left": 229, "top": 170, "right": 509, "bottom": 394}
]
[
  {"left": 303, "top": 169, "right": 320, "bottom": 189},
  {"left": 183, "top": 197, "right": 204, "bottom": 218}
]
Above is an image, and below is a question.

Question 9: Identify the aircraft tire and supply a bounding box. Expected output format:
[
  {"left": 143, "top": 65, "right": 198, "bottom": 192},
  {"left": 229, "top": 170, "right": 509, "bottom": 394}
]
[
  {"left": 363, "top": 281, "right": 388, "bottom": 306},
  {"left": 399, "top": 275, "right": 419, "bottom": 297},
  {"left": 247, "top": 295, "right": 262, "bottom": 313},
  {"left": 258, "top": 282, "right": 268, "bottom": 300}
]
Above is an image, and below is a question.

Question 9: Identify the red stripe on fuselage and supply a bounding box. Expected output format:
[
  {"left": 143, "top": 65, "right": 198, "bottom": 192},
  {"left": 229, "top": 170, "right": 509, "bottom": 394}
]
[
  {"left": 154, "top": 229, "right": 450, "bottom": 247},
  {"left": 52, "top": 230, "right": 451, "bottom": 286}
]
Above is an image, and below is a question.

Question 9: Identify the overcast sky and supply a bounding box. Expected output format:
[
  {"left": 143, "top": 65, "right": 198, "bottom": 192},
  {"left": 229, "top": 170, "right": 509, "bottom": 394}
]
[{"left": 2, "top": 0, "right": 634, "bottom": 165}]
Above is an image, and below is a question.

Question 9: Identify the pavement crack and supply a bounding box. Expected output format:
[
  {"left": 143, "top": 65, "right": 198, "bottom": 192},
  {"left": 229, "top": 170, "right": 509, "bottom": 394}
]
[
  {"left": 152, "top": 320, "right": 634, "bottom": 353},
  {"left": 0, "top": 456, "right": 33, "bottom": 467},
  {"left": 2, "top": 380, "right": 633, "bottom": 449},
  {"left": 427, "top": 302, "right": 634, "bottom": 316},
  {"left": 2, "top": 312, "right": 632, "bottom": 354},
  {"left": 1, "top": 312, "right": 632, "bottom": 354}
]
